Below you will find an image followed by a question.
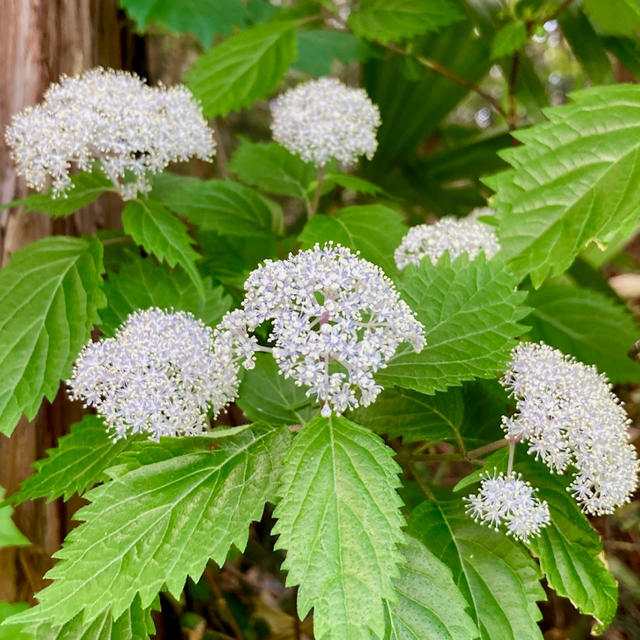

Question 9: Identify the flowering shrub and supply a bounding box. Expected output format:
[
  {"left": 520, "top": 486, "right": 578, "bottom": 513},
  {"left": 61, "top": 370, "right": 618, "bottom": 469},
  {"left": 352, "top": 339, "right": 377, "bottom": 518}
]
[{"left": 0, "top": 2, "right": 639, "bottom": 639}]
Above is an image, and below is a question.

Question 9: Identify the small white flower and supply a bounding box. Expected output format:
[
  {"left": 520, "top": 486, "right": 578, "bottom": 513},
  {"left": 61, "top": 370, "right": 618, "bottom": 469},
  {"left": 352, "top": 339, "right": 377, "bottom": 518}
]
[
  {"left": 69, "top": 308, "right": 227, "bottom": 440},
  {"left": 242, "top": 243, "right": 425, "bottom": 416},
  {"left": 501, "top": 342, "right": 639, "bottom": 515},
  {"left": 394, "top": 207, "right": 500, "bottom": 270},
  {"left": 5, "top": 67, "right": 214, "bottom": 198},
  {"left": 270, "top": 77, "right": 381, "bottom": 167},
  {"left": 464, "top": 471, "right": 551, "bottom": 541}
]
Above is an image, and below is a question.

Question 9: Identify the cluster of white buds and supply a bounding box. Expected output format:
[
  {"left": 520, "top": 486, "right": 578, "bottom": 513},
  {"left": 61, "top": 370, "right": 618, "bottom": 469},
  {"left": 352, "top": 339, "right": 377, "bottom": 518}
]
[
  {"left": 5, "top": 67, "right": 214, "bottom": 199},
  {"left": 501, "top": 342, "right": 639, "bottom": 515},
  {"left": 394, "top": 207, "right": 500, "bottom": 270},
  {"left": 69, "top": 308, "right": 226, "bottom": 440},
  {"left": 464, "top": 471, "right": 551, "bottom": 541},
  {"left": 242, "top": 243, "right": 425, "bottom": 417},
  {"left": 270, "top": 77, "right": 381, "bottom": 167}
]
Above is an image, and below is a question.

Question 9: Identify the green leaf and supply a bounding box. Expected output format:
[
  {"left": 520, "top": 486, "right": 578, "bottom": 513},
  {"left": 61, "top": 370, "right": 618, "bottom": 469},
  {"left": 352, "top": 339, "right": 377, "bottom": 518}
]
[
  {"left": 2, "top": 596, "right": 156, "bottom": 640},
  {"left": 0, "top": 170, "right": 113, "bottom": 218},
  {"left": 526, "top": 284, "right": 640, "bottom": 383},
  {"left": 488, "top": 84, "right": 640, "bottom": 286},
  {"left": 100, "top": 254, "right": 232, "bottom": 336},
  {"left": 298, "top": 204, "right": 407, "bottom": 276},
  {"left": 121, "top": 199, "right": 204, "bottom": 297},
  {"left": 602, "top": 35, "right": 640, "bottom": 78},
  {"left": 377, "top": 254, "right": 529, "bottom": 395},
  {"left": 349, "top": 0, "right": 465, "bottom": 44},
  {"left": 119, "top": 0, "right": 248, "bottom": 46},
  {"left": 228, "top": 139, "right": 316, "bottom": 199},
  {"left": 491, "top": 20, "right": 527, "bottom": 59},
  {"left": 0, "top": 237, "right": 105, "bottom": 436},
  {"left": 186, "top": 20, "right": 298, "bottom": 117},
  {"left": 321, "top": 171, "right": 382, "bottom": 196},
  {"left": 161, "top": 179, "right": 284, "bottom": 238},
  {"left": 0, "top": 602, "right": 29, "bottom": 640},
  {"left": 20, "top": 425, "right": 290, "bottom": 625},
  {"left": 294, "top": 30, "right": 368, "bottom": 76},
  {"left": 408, "top": 497, "right": 545, "bottom": 640},
  {"left": 273, "top": 415, "right": 404, "bottom": 640},
  {"left": 582, "top": 0, "right": 640, "bottom": 35},
  {"left": 382, "top": 535, "right": 479, "bottom": 640},
  {"left": 0, "top": 488, "right": 28, "bottom": 547},
  {"left": 237, "top": 353, "right": 318, "bottom": 426},
  {"left": 8, "top": 415, "right": 133, "bottom": 505},
  {"left": 517, "top": 460, "right": 618, "bottom": 631}
]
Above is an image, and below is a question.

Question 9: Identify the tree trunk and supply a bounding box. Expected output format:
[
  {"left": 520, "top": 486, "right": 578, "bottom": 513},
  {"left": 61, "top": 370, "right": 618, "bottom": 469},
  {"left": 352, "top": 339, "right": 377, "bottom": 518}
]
[{"left": 0, "top": 0, "right": 130, "bottom": 602}]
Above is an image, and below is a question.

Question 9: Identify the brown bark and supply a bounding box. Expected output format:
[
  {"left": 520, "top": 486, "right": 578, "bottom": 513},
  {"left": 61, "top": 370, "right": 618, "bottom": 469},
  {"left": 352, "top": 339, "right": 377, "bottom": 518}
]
[{"left": 0, "top": 0, "right": 129, "bottom": 602}]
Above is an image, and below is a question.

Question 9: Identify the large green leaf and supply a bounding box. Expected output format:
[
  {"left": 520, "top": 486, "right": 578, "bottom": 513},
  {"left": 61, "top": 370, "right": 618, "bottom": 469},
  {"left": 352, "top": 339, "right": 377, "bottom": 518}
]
[
  {"left": 21, "top": 425, "right": 290, "bottom": 625},
  {"left": 228, "top": 138, "right": 316, "bottom": 199},
  {"left": 0, "top": 602, "right": 29, "bottom": 640},
  {"left": 237, "top": 353, "right": 318, "bottom": 426},
  {"left": 161, "top": 179, "right": 284, "bottom": 238},
  {"left": 0, "top": 488, "right": 28, "bottom": 547},
  {"left": 526, "top": 284, "right": 640, "bottom": 383},
  {"left": 273, "top": 415, "right": 404, "bottom": 640},
  {"left": 349, "top": 0, "right": 464, "bottom": 44},
  {"left": 186, "top": 20, "right": 297, "bottom": 117},
  {"left": 298, "top": 205, "right": 407, "bottom": 276},
  {"left": 0, "top": 170, "right": 113, "bottom": 218},
  {"left": 2, "top": 596, "right": 156, "bottom": 640},
  {"left": 0, "top": 237, "right": 105, "bottom": 436},
  {"left": 119, "top": 0, "right": 248, "bottom": 45},
  {"left": 488, "top": 84, "right": 640, "bottom": 286},
  {"left": 377, "top": 254, "right": 529, "bottom": 395},
  {"left": 294, "top": 30, "right": 368, "bottom": 76},
  {"left": 121, "top": 199, "right": 204, "bottom": 297},
  {"left": 100, "top": 254, "right": 232, "bottom": 336},
  {"left": 382, "top": 535, "right": 479, "bottom": 640},
  {"left": 409, "top": 497, "right": 545, "bottom": 640},
  {"left": 8, "top": 416, "right": 132, "bottom": 505},
  {"left": 516, "top": 460, "right": 618, "bottom": 632},
  {"left": 582, "top": 0, "right": 640, "bottom": 36}
]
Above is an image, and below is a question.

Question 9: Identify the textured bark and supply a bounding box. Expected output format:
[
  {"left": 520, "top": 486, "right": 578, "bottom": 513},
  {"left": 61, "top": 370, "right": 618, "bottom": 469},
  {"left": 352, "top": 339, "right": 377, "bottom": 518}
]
[{"left": 0, "top": 0, "right": 129, "bottom": 602}]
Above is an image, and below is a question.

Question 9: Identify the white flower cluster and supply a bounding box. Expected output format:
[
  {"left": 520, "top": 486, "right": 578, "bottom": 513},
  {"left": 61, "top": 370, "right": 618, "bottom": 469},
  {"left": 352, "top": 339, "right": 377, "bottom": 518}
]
[
  {"left": 502, "top": 342, "right": 639, "bottom": 515},
  {"left": 394, "top": 208, "right": 500, "bottom": 270},
  {"left": 464, "top": 471, "right": 551, "bottom": 541},
  {"left": 5, "top": 67, "right": 214, "bottom": 199},
  {"left": 242, "top": 243, "right": 425, "bottom": 417},
  {"left": 69, "top": 308, "right": 227, "bottom": 440},
  {"left": 270, "top": 77, "right": 381, "bottom": 166}
]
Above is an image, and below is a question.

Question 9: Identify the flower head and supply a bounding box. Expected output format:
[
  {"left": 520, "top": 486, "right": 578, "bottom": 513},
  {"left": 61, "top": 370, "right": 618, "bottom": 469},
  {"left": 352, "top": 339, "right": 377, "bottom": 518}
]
[
  {"left": 5, "top": 67, "right": 214, "bottom": 198},
  {"left": 464, "top": 471, "right": 550, "bottom": 541},
  {"left": 394, "top": 208, "right": 500, "bottom": 270},
  {"left": 242, "top": 243, "right": 425, "bottom": 416},
  {"left": 501, "top": 342, "right": 639, "bottom": 515},
  {"left": 69, "top": 308, "right": 225, "bottom": 440},
  {"left": 270, "top": 77, "right": 381, "bottom": 167}
]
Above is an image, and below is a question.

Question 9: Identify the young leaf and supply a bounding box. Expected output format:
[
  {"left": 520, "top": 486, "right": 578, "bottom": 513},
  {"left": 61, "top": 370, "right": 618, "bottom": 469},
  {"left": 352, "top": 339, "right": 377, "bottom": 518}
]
[
  {"left": 8, "top": 415, "right": 133, "bottom": 505},
  {"left": 491, "top": 20, "right": 527, "bottom": 59},
  {"left": 0, "top": 237, "right": 105, "bottom": 436},
  {"left": 526, "top": 284, "right": 640, "bottom": 383},
  {"left": 377, "top": 254, "right": 529, "bottom": 395},
  {"left": 186, "top": 20, "right": 297, "bottom": 117},
  {"left": 349, "top": 0, "right": 465, "bottom": 44},
  {"left": 0, "top": 170, "right": 113, "bottom": 217},
  {"left": 228, "top": 139, "right": 316, "bottom": 199},
  {"left": 382, "top": 535, "right": 479, "bottom": 640},
  {"left": 22, "top": 425, "right": 290, "bottom": 625},
  {"left": 2, "top": 596, "right": 156, "bottom": 640},
  {"left": 100, "top": 254, "right": 232, "bottom": 336},
  {"left": 237, "top": 353, "right": 318, "bottom": 426},
  {"left": 487, "top": 84, "right": 640, "bottom": 286},
  {"left": 161, "top": 179, "right": 284, "bottom": 238},
  {"left": 273, "top": 415, "right": 405, "bottom": 640},
  {"left": 517, "top": 460, "right": 619, "bottom": 632},
  {"left": 409, "top": 497, "right": 545, "bottom": 640},
  {"left": 298, "top": 204, "right": 407, "bottom": 276},
  {"left": 121, "top": 199, "right": 204, "bottom": 297},
  {"left": 0, "top": 488, "right": 29, "bottom": 547}
]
